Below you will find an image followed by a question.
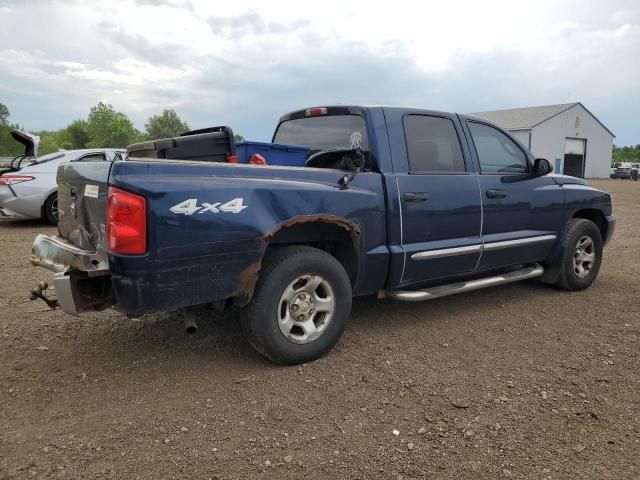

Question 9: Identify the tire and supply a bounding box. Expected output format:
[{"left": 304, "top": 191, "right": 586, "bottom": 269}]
[
  {"left": 241, "top": 246, "right": 352, "bottom": 364},
  {"left": 554, "top": 219, "right": 603, "bottom": 291},
  {"left": 43, "top": 192, "right": 59, "bottom": 226}
]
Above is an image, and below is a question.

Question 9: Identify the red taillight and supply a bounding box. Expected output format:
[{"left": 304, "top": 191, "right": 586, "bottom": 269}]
[
  {"left": 106, "top": 187, "right": 146, "bottom": 255},
  {"left": 227, "top": 153, "right": 238, "bottom": 163},
  {"left": 305, "top": 107, "right": 328, "bottom": 117},
  {"left": 0, "top": 175, "right": 34, "bottom": 185}
]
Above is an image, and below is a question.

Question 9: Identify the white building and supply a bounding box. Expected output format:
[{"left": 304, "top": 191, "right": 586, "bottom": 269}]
[{"left": 470, "top": 103, "right": 614, "bottom": 178}]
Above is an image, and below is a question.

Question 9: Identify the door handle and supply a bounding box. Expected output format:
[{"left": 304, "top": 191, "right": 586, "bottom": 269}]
[
  {"left": 403, "top": 192, "right": 429, "bottom": 203},
  {"left": 486, "top": 189, "right": 507, "bottom": 199}
]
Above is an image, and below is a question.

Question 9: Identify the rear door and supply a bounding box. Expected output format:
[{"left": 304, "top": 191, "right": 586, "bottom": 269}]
[
  {"left": 385, "top": 109, "right": 482, "bottom": 285},
  {"left": 463, "top": 120, "right": 564, "bottom": 269}
]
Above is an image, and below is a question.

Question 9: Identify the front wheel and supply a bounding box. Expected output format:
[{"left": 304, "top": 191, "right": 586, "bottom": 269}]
[
  {"left": 242, "top": 246, "right": 352, "bottom": 364},
  {"left": 554, "top": 219, "right": 603, "bottom": 291}
]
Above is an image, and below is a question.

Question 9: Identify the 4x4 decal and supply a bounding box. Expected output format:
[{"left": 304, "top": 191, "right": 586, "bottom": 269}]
[{"left": 169, "top": 198, "right": 248, "bottom": 215}]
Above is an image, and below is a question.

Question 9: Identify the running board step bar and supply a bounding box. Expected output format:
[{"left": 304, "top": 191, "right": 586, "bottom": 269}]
[{"left": 382, "top": 265, "right": 544, "bottom": 302}]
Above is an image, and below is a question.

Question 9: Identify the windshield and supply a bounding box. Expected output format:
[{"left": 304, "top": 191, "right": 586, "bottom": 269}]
[{"left": 274, "top": 115, "right": 368, "bottom": 155}]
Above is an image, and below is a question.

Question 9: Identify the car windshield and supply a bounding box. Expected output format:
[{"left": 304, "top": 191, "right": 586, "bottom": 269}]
[{"left": 273, "top": 115, "right": 368, "bottom": 155}]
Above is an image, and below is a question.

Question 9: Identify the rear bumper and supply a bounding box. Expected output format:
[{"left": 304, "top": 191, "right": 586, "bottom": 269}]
[
  {"left": 31, "top": 234, "right": 109, "bottom": 273},
  {"left": 31, "top": 234, "right": 264, "bottom": 316},
  {"left": 31, "top": 234, "right": 112, "bottom": 315}
]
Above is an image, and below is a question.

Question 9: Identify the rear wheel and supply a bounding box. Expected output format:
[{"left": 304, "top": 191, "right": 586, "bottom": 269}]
[
  {"left": 43, "top": 192, "right": 59, "bottom": 226},
  {"left": 241, "top": 246, "right": 352, "bottom": 364},
  {"left": 554, "top": 219, "right": 603, "bottom": 291}
]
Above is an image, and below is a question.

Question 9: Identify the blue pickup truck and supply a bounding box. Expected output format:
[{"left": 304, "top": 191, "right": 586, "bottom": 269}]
[{"left": 31, "top": 106, "right": 615, "bottom": 364}]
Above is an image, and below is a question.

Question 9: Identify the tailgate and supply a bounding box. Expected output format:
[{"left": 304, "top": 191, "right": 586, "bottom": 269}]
[{"left": 57, "top": 161, "right": 112, "bottom": 252}]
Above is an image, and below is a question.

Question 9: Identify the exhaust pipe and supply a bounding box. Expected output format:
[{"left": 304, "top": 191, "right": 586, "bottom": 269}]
[{"left": 183, "top": 309, "right": 198, "bottom": 335}]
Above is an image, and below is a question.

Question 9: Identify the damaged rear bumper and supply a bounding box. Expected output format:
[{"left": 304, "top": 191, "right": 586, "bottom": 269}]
[
  {"left": 31, "top": 234, "right": 109, "bottom": 273},
  {"left": 30, "top": 234, "right": 112, "bottom": 315}
]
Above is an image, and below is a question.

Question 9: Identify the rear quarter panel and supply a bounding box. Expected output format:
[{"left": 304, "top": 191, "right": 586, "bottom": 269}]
[{"left": 108, "top": 160, "right": 388, "bottom": 314}]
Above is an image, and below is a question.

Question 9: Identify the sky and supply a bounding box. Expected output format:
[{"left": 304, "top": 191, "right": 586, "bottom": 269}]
[{"left": 0, "top": 0, "right": 639, "bottom": 146}]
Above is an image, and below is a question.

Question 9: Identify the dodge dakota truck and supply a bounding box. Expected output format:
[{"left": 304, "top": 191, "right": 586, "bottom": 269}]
[{"left": 30, "top": 106, "right": 615, "bottom": 364}]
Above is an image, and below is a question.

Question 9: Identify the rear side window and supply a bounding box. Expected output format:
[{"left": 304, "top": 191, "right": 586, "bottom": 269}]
[
  {"left": 468, "top": 122, "right": 528, "bottom": 174},
  {"left": 403, "top": 115, "right": 466, "bottom": 173}
]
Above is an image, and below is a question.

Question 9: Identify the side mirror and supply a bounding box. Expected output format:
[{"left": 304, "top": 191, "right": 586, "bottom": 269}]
[{"left": 533, "top": 158, "right": 552, "bottom": 177}]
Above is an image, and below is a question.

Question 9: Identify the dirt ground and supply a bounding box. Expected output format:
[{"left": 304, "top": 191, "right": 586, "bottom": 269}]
[{"left": 0, "top": 179, "right": 638, "bottom": 479}]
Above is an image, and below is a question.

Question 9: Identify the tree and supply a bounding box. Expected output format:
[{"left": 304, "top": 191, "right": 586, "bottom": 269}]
[
  {"left": 0, "top": 103, "right": 24, "bottom": 156},
  {"left": 58, "top": 119, "right": 90, "bottom": 149},
  {"left": 145, "top": 109, "right": 189, "bottom": 139},
  {"left": 234, "top": 134, "right": 245, "bottom": 142},
  {"left": 35, "top": 131, "right": 61, "bottom": 156},
  {"left": 86, "top": 102, "right": 141, "bottom": 148},
  {"left": 0, "top": 102, "right": 9, "bottom": 126},
  {"left": 612, "top": 144, "right": 640, "bottom": 164}
]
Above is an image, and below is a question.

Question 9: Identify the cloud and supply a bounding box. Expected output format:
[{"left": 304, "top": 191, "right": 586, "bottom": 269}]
[
  {"left": 0, "top": 0, "right": 638, "bottom": 145},
  {"left": 206, "top": 10, "right": 308, "bottom": 36}
]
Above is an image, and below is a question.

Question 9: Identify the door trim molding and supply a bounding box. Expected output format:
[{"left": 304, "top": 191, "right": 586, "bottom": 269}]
[
  {"left": 483, "top": 234, "right": 557, "bottom": 252},
  {"left": 411, "top": 234, "right": 557, "bottom": 261},
  {"left": 412, "top": 244, "right": 482, "bottom": 260}
]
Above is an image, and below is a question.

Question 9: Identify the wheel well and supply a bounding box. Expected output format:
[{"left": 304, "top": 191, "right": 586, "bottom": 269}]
[
  {"left": 265, "top": 221, "right": 359, "bottom": 286},
  {"left": 573, "top": 209, "right": 607, "bottom": 240}
]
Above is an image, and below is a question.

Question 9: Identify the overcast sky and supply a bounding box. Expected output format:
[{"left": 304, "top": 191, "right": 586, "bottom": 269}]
[{"left": 0, "top": 0, "right": 638, "bottom": 145}]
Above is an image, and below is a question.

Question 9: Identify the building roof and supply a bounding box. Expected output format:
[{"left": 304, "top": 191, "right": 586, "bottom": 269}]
[
  {"left": 468, "top": 102, "right": 615, "bottom": 137},
  {"left": 469, "top": 103, "right": 578, "bottom": 130}
]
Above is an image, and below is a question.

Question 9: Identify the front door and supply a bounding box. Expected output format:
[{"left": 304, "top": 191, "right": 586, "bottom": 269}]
[
  {"left": 464, "top": 120, "right": 564, "bottom": 269},
  {"left": 389, "top": 111, "right": 482, "bottom": 285}
]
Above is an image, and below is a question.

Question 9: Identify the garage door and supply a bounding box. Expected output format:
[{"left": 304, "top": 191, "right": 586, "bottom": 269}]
[
  {"left": 565, "top": 138, "right": 585, "bottom": 155},
  {"left": 564, "top": 138, "right": 586, "bottom": 178}
]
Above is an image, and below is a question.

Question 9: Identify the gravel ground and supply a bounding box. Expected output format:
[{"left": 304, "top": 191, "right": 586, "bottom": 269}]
[{"left": 0, "top": 179, "right": 638, "bottom": 479}]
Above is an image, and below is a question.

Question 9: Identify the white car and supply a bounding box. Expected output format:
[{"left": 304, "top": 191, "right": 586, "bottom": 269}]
[{"left": 0, "top": 147, "right": 125, "bottom": 224}]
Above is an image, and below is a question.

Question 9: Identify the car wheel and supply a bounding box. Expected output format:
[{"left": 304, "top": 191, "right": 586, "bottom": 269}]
[
  {"left": 241, "top": 246, "right": 352, "bottom": 364},
  {"left": 554, "top": 219, "right": 603, "bottom": 291},
  {"left": 43, "top": 192, "right": 59, "bottom": 226}
]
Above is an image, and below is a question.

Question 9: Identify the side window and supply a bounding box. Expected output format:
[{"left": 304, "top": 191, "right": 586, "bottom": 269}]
[
  {"left": 76, "top": 153, "right": 106, "bottom": 162},
  {"left": 468, "top": 122, "right": 528, "bottom": 174},
  {"left": 403, "top": 115, "right": 466, "bottom": 173}
]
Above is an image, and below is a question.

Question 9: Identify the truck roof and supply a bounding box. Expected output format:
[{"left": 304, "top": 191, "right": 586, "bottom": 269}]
[
  {"left": 280, "top": 105, "right": 482, "bottom": 123},
  {"left": 280, "top": 105, "right": 466, "bottom": 123}
]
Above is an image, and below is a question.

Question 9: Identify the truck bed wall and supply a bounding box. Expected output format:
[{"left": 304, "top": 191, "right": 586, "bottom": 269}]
[{"left": 107, "top": 160, "right": 389, "bottom": 315}]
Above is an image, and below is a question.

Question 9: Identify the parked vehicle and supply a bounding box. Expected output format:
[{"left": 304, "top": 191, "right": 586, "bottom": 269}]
[
  {"left": 609, "top": 162, "right": 637, "bottom": 180},
  {"left": 0, "top": 140, "right": 126, "bottom": 224},
  {"left": 30, "top": 106, "right": 615, "bottom": 364}
]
